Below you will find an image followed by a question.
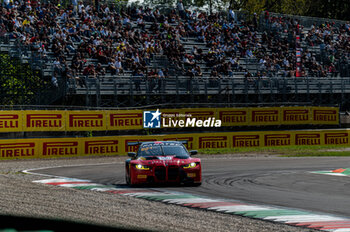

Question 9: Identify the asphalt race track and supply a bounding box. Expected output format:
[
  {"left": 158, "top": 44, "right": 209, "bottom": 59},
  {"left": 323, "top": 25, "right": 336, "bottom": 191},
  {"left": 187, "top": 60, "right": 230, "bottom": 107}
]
[{"left": 31, "top": 156, "right": 350, "bottom": 218}]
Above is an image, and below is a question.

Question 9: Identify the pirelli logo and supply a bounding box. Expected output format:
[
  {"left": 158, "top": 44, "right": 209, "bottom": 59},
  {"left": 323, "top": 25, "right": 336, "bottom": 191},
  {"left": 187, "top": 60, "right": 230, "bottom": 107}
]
[
  {"left": 185, "top": 111, "right": 214, "bottom": 121},
  {"left": 219, "top": 111, "right": 247, "bottom": 123},
  {"left": 252, "top": 110, "right": 279, "bottom": 122},
  {"left": 125, "top": 139, "right": 157, "bottom": 152},
  {"left": 295, "top": 133, "right": 321, "bottom": 145},
  {"left": 324, "top": 133, "right": 348, "bottom": 145},
  {"left": 163, "top": 137, "right": 194, "bottom": 149},
  {"left": 43, "top": 142, "right": 78, "bottom": 156},
  {"left": 26, "top": 114, "right": 63, "bottom": 128},
  {"left": 313, "top": 110, "right": 337, "bottom": 122},
  {"left": 264, "top": 134, "right": 291, "bottom": 146},
  {"left": 85, "top": 140, "right": 118, "bottom": 154},
  {"left": 69, "top": 114, "right": 104, "bottom": 127},
  {"left": 283, "top": 110, "right": 309, "bottom": 122},
  {"left": 0, "top": 143, "right": 35, "bottom": 157},
  {"left": 109, "top": 113, "right": 142, "bottom": 127},
  {"left": 0, "top": 114, "right": 19, "bottom": 129},
  {"left": 233, "top": 135, "right": 259, "bottom": 147},
  {"left": 199, "top": 136, "right": 227, "bottom": 149}
]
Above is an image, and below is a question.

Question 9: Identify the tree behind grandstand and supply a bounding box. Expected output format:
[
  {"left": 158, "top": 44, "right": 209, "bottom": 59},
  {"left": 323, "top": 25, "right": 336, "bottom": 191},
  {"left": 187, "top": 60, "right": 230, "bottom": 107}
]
[
  {"left": 0, "top": 54, "right": 44, "bottom": 105},
  {"left": 149, "top": 0, "right": 350, "bottom": 20}
]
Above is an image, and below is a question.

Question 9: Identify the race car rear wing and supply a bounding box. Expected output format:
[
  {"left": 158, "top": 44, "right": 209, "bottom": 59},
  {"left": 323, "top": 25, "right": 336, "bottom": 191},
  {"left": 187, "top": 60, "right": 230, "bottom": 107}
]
[
  {"left": 127, "top": 142, "right": 143, "bottom": 146},
  {"left": 178, "top": 140, "right": 188, "bottom": 144},
  {"left": 127, "top": 140, "right": 188, "bottom": 146}
]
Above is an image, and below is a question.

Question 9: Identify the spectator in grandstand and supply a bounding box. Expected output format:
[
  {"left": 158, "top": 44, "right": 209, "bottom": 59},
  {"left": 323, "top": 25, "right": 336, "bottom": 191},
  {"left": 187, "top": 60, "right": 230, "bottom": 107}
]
[
  {"left": 72, "top": 0, "right": 78, "bottom": 13},
  {"left": 147, "top": 69, "right": 157, "bottom": 93},
  {"left": 177, "top": 0, "right": 185, "bottom": 19},
  {"left": 51, "top": 73, "right": 59, "bottom": 88},
  {"left": 53, "top": 57, "right": 63, "bottom": 74},
  {"left": 95, "top": 63, "right": 106, "bottom": 79},
  {"left": 83, "top": 64, "right": 97, "bottom": 79},
  {"left": 228, "top": 9, "right": 236, "bottom": 23},
  {"left": 133, "top": 69, "right": 144, "bottom": 92},
  {"left": 2, "top": 0, "right": 349, "bottom": 85}
]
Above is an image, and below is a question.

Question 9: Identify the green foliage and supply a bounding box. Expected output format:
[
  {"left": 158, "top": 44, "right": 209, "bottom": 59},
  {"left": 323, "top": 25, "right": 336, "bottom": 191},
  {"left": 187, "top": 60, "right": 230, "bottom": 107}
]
[
  {"left": 0, "top": 53, "right": 44, "bottom": 105},
  {"left": 146, "top": 0, "right": 349, "bottom": 20},
  {"left": 243, "top": 0, "right": 266, "bottom": 15},
  {"left": 271, "top": 0, "right": 309, "bottom": 16}
]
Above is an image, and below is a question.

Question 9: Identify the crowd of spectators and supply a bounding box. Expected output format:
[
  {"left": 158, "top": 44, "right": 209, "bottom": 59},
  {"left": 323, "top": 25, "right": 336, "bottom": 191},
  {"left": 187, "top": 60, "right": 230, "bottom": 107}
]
[{"left": 0, "top": 0, "right": 349, "bottom": 90}]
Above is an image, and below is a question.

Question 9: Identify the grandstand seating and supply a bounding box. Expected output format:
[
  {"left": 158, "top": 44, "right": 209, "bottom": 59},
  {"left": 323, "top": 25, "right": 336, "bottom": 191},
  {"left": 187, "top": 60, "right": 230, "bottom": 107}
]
[{"left": 0, "top": 1, "right": 349, "bottom": 107}]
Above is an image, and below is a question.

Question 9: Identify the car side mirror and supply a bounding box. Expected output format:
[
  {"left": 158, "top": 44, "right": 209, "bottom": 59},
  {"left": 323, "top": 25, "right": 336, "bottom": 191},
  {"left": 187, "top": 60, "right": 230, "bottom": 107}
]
[
  {"left": 128, "top": 152, "right": 137, "bottom": 158},
  {"left": 189, "top": 150, "right": 198, "bottom": 156}
]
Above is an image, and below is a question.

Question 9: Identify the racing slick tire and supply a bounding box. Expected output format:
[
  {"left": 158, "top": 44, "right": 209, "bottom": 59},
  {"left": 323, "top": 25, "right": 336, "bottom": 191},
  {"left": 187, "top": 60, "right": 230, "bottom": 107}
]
[{"left": 193, "top": 182, "right": 201, "bottom": 187}]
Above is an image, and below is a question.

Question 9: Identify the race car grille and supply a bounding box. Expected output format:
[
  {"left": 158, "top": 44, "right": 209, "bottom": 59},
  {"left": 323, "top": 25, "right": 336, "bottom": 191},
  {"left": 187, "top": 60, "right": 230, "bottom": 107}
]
[
  {"left": 155, "top": 166, "right": 166, "bottom": 181},
  {"left": 168, "top": 166, "right": 179, "bottom": 180}
]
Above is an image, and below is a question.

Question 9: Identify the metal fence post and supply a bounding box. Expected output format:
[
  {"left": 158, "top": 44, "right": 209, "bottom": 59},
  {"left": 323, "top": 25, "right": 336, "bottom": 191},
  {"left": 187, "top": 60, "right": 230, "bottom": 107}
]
[
  {"left": 85, "top": 81, "right": 90, "bottom": 107},
  {"left": 270, "top": 78, "right": 274, "bottom": 103},
  {"left": 244, "top": 77, "right": 248, "bottom": 103},
  {"left": 96, "top": 78, "right": 100, "bottom": 107},
  {"left": 176, "top": 75, "right": 179, "bottom": 103},
  {"left": 294, "top": 77, "right": 299, "bottom": 102},
  {"left": 129, "top": 78, "right": 134, "bottom": 106},
  {"left": 329, "top": 81, "right": 333, "bottom": 104},
  {"left": 318, "top": 81, "right": 322, "bottom": 104},
  {"left": 257, "top": 77, "right": 262, "bottom": 103},
  {"left": 341, "top": 78, "right": 345, "bottom": 107},
  {"left": 282, "top": 77, "right": 287, "bottom": 102},
  {"left": 307, "top": 77, "right": 310, "bottom": 101},
  {"left": 231, "top": 78, "right": 235, "bottom": 103},
  {"left": 113, "top": 79, "right": 118, "bottom": 107}
]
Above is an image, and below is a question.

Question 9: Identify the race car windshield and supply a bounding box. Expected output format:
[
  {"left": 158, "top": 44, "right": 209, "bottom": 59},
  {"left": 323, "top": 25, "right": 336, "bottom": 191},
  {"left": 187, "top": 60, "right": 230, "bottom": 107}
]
[{"left": 138, "top": 144, "right": 189, "bottom": 158}]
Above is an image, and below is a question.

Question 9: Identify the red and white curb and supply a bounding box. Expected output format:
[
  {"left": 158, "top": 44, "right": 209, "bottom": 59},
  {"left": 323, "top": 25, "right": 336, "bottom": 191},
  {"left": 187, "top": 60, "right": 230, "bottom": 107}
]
[
  {"left": 32, "top": 177, "right": 350, "bottom": 232},
  {"left": 311, "top": 171, "right": 349, "bottom": 177}
]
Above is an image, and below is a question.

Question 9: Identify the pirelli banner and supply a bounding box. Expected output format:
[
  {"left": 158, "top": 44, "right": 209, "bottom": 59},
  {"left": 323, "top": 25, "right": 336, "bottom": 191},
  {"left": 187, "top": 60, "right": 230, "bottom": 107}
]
[
  {"left": 0, "top": 107, "right": 339, "bottom": 133},
  {"left": 0, "top": 129, "right": 349, "bottom": 160}
]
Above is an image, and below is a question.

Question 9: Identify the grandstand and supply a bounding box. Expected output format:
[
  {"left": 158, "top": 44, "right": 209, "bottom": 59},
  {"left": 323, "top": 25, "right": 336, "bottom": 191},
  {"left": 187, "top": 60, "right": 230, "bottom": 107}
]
[{"left": 0, "top": 1, "right": 350, "bottom": 108}]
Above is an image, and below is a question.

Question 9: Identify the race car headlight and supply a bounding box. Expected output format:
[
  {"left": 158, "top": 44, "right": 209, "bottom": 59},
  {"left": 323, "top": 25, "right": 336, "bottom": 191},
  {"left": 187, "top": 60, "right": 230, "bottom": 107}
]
[
  {"left": 183, "top": 162, "right": 197, "bottom": 169},
  {"left": 135, "top": 164, "right": 150, "bottom": 170}
]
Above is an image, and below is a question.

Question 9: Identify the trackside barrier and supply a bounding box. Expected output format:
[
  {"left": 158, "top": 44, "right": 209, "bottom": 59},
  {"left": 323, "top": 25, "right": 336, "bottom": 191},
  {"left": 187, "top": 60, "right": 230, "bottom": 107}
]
[
  {"left": 0, "top": 106, "right": 339, "bottom": 133},
  {"left": 0, "top": 129, "right": 348, "bottom": 160}
]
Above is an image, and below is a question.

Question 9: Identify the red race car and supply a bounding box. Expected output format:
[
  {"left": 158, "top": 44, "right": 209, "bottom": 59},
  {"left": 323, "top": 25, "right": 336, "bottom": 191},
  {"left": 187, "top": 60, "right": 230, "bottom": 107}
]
[{"left": 125, "top": 141, "right": 201, "bottom": 186}]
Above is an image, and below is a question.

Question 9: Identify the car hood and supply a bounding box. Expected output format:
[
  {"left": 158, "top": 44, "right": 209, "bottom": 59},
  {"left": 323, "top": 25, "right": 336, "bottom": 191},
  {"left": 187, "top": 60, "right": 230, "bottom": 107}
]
[
  {"left": 133, "top": 156, "right": 199, "bottom": 165},
  {"left": 138, "top": 155, "right": 185, "bottom": 161}
]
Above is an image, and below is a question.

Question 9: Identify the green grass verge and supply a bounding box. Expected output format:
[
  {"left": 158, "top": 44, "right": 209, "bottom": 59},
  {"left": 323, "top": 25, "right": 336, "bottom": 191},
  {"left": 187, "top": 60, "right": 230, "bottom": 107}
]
[{"left": 199, "top": 145, "right": 350, "bottom": 157}]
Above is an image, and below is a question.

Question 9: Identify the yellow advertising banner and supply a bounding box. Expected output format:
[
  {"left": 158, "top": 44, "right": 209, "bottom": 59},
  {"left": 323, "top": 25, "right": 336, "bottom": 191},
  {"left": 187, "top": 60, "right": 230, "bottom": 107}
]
[
  {"left": 1, "top": 128, "right": 350, "bottom": 160},
  {"left": 107, "top": 110, "right": 143, "bottom": 130},
  {"left": 0, "top": 111, "right": 23, "bottom": 132},
  {"left": 24, "top": 111, "right": 66, "bottom": 131},
  {"left": 196, "top": 133, "right": 229, "bottom": 149},
  {"left": 312, "top": 107, "right": 339, "bottom": 125},
  {"left": 250, "top": 107, "right": 281, "bottom": 126},
  {"left": 216, "top": 108, "right": 249, "bottom": 127},
  {"left": 294, "top": 131, "right": 322, "bottom": 146},
  {"left": 0, "top": 106, "right": 340, "bottom": 133},
  {"left": 83, "top": 137, "right": 120, "bottom": 156},
  {"left": 38, "top": 137, "right": 82, "bottom": 158},
  {"left": 280, "top": 107, "right": 312, "bottom": 125},
  {"left": 66, "top": 111, "right": 106, "bottom": 131},
  {"left": 0, "top": 139, "right": 39, "bottom": 160},
  {"left": 232, "top": 132, "right": 262, "bottom": 148}
]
